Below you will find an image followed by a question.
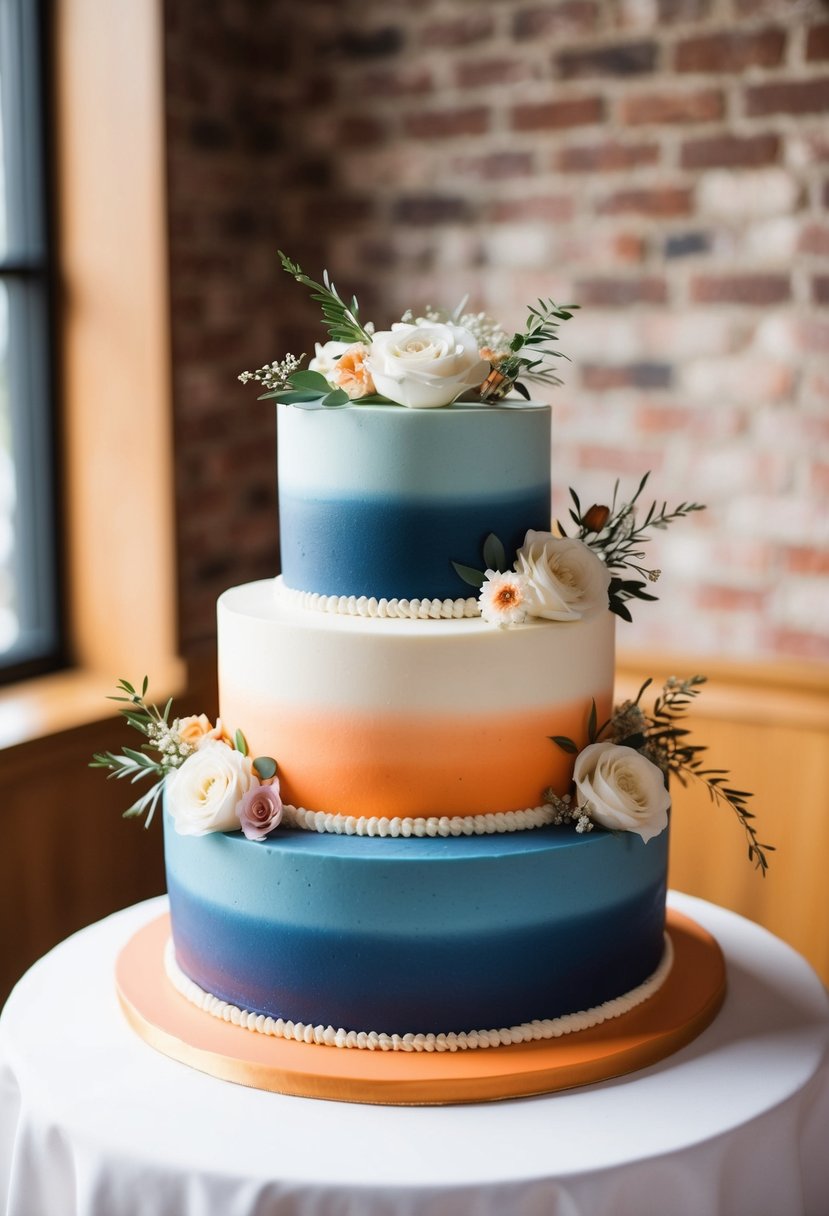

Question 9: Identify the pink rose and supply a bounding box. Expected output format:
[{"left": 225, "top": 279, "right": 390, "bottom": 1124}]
[{"left": 237, "top": 781, "right": 284, "bottom": 841}]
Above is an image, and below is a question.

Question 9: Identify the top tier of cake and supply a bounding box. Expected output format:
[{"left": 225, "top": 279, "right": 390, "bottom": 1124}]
[{"left": 277, "top": 400, "right": 552, "bottom": 602}]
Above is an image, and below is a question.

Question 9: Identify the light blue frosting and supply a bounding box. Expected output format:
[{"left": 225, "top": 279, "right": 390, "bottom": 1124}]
[{"left": 276, "top": 402, "right": 552, "bottom": 600}]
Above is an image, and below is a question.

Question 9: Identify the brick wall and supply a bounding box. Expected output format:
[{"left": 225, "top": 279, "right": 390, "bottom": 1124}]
[{"left": 165, "top": 0, "right": 829, "bottom": 662}]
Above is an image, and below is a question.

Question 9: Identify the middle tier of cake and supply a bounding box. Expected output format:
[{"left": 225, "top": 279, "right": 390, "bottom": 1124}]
[{"left": 218, "top": 578, "right": 615, "bottom": 822}]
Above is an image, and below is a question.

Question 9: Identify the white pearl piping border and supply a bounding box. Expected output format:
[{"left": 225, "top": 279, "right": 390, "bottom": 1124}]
[
  {"left": 164, "top": 935, "right": 673, "bottom": 1053},
  {"left": 282, "top": 802, "right": 558, "bottom": 837},
  {"left": 277, "top": 582, "right": 480, "bottom": 620}
]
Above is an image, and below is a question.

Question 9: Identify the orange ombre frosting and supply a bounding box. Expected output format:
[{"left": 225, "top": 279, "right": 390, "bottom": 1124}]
[{"left": 218, "top": 580, "right": 615, "bottom": 821}]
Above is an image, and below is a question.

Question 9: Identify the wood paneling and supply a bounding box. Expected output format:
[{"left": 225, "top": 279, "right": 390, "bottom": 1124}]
[{"left": 619, "top": 655, "right": 829, "bottom": 984}]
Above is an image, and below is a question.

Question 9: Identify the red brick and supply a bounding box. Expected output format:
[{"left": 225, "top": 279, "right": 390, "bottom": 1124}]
[
  {"left": 798, "top": 225, "right": 829, "bottom": 256},
  {"left": 784, "top": 546, "right": 829, "bottom": 576},
  {"left": 576, "top": 277, "right": 668, "bottom": 306},
  {"left": 598, "top": 186, "right": 693, "bottom": 218},
  {"left": 681, "top": 132, "right": 779, "bottom": 170},
  {"left": 745, "top": 78, "right": 829, "bottom": 117},
  {"left": 813, "top": 276, "right": 829, "bottom": 305},
  {"left": 690, "top": 274, "right": 791, "bottom": 305},
  {"left": 581, "top": 363, "right": 673, "bottom": 390},
  {"left": 654, "top": 0, "right": 712, "bottom": 20},
  {"left": 511, "top": 96, "right": 604, "bottom": 131},
  {"left": 513, "top": 2, "right": 598, "bottom": 40},
  {"left": 451, "top": 150, "right": 535, "bottom": 180},
  {"left": 613, "top": 233, "right": 648, "bottom": 263},
  {"left": 636, "top": 404, "right": 695, "bottom": 433},
  {"left": 456, "top": 57, "right": 534, "bottom": 90},
  {"left": 675, "top": 27, "right": 785, "bottom": 74},
  {"left": 488, "top": 195, "right": 575, "bottom": 223},
  {"left": 698, "top": 585, "right": 768, "bottom": 612},
  {"left": 403, "top": 107, "right": 489, "bottom": 140},
  {"left": 393, "top": 195, "right": 472, "bottom": 225},
  {"left": 421, "top": 13, "right": 494, "bottom": 47},
  {"left": 557, "top": 140, "right": 660, "bottom": 172},
  {"left": 806, "top": 23, "right": 829, "bottom": 62},
  {"left": 557, "top": 40, "right": 658, "bottom": 79},
  {"left": 765, "top": 629, "right": 829, "bottom": 664},
  {"left": 620, "top": 88, "right": 724, "bottom": 125},
  {"left": 335, "top": 114, "right": 387, "bottom": 147},
  {"left": 576, "top": 445, "right": 666, "bottom": 475},
  {"left": 361, "top": 67, "right": 433, "bottom": 97}
]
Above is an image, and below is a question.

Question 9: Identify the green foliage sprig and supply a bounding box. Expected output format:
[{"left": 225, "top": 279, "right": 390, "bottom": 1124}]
[
  {"left": 483, "top": 298, "right": 578, "bottom": 401},
  {"left": 90, "top": 678, "right": 182, "bottom": 827},
  {"left": 559, "top": 472, "right": 706, "bottom": 621},
  {"left": 278, "top": 251, "right": 373, "bottom": 346},
  {"left": 554, "top": 676, "right": 773, "bottom": 875}
]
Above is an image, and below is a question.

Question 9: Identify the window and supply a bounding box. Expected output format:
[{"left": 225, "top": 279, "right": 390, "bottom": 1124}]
[{"left": 0, "top": 0, "right": 60, "bottom": 681}]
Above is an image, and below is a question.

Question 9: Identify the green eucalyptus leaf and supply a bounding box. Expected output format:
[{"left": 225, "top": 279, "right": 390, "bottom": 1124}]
[
  {"left": 289, "top": 370, "right": 332, "bottom": 392},
  {"left": 322, "top": 388, "right": 350, "bottom": 407},
  {"left": 235, "top": 729, "right": 248, "bottom": 756},
  {"left": 451, "top": 561, "right": 485, "bottom": 589},
  {"left": 482, "top": 533, "right": 506, "bottom": 572},
  {"left": 587, "top": 700, "right": 598, "bottom": 743},
  {"left": 253, "top": 756, "right": 278, "bottom": 781}
]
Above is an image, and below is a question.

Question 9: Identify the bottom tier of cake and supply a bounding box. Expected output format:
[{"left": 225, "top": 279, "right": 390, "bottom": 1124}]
[{"left": 164, "top": 815, "right": 669, "bottom": 1040}]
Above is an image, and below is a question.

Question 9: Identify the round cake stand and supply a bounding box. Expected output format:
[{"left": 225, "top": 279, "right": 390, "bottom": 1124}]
[{"left": 115, "top": 908, "right": 725, "bottom": 1106}]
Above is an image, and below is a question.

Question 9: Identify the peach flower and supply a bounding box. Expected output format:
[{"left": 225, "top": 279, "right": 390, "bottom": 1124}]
[
  {"left": 176, "top": 714, "right": 233, "bottom": 749},
  {"left": 331, "top": 343, "right": 375, "bottom": 399}
]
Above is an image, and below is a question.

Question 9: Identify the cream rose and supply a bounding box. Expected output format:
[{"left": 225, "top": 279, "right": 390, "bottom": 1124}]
[
  {"left": 516, "top": 533, "right": 611, "bottom": 621},
  {"left": 574, "top": 742, "right": 670, "bottom": 843},
  {"left": 367, "top": 322, "right": 489, "bottom": 409},
  {"left": 166, "top": 741, "right": 258, "bottom": 836},
  {"left": 308, "top": 340, "right": 350, "bottom": 384}
]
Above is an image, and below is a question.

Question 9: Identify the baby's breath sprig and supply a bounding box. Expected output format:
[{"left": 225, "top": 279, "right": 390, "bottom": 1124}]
[
  {"left": 617, "top": 676, "right": 773, "bottom": 875},
  {"left": 278, "top": 251, "right": 373, "bottom": 346},
  {"left": 558, "top": 472, "right": 706, "bottom": 621},
  {"left": 238, "top": 352, "right": 305, "bottom": 394},
  {"left": 90, "top": 677, "right": 192, "bottom": 827}
]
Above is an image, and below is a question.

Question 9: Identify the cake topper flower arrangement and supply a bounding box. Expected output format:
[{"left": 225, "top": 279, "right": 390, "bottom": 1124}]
[{"left": 238, "top": 252, "right": 577, "bottom": 408}]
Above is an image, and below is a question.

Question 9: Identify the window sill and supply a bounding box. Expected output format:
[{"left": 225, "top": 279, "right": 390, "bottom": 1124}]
[{"left": 0, "top": 659, "right": 185, "bottom": 751}]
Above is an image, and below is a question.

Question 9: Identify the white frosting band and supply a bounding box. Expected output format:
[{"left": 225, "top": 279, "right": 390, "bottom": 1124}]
[
  {"left": 165, "top": 935, "right": 674, "bottom": 1052},
  {"left": 277, "top": 582, "right": 480, "bottom": 620},
  {"left": 282, "top": 802, "right": 559, "bottom": 837}
]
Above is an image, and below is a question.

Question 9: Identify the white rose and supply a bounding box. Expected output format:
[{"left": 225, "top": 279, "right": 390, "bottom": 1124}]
[
  {"left": 308, "top": 340, "right": 350, "bottom": 384},
  {"left": 516, "top": 532, "right": 611, "bottom": 621},
  {"left": 367, "top": 322, "right": 489, "bottom": 409},
  {"left": 574, "top": 742, "right": 670, "bottom": 843},
  {"left": 166, "top": 742, "right": 258, "bottom": 836}
]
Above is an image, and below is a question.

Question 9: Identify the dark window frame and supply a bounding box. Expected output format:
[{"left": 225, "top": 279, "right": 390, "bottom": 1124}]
[{"left": 0, "top": 0, "right": 63, "bottom": 684}]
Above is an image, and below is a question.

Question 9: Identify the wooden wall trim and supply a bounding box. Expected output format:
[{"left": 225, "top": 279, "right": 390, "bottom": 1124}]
[{"left": 55, "top": 0, "right": 180, "bottom": 683}]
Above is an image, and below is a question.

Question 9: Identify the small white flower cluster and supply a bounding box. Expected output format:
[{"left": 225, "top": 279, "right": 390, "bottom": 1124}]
[
  {"left": 145, "top": 720, "right": 193, "bottom": 769},
  {"left": 458, "top": 310, "right": 510, "bottom": 357},
  {"left": 238, "top": 352, "right": 304, "bottom": 392},
  {"left": 542, "top": 790, "right": 593, "bottom": 834}
]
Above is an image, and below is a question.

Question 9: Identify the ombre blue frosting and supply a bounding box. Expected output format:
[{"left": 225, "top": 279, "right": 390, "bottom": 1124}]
[
  {"left": 276, "top": 400, "right": 552, "bottom": 600},
  {"left": 279, "top": 488, "right": 551, "bottom": 600},
  {"left": 165, "top": 816, "right": 669, "bottom": 1037}
]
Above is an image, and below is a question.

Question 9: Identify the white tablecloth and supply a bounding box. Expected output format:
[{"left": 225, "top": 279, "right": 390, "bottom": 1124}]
[{"left": 1, "top": 892, "right": 828, "bottom": 1216}]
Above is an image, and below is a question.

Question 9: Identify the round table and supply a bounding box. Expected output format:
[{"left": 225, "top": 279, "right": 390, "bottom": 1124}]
[{"left": 1, "top": 894, "right": 827, "bottom": 1216}]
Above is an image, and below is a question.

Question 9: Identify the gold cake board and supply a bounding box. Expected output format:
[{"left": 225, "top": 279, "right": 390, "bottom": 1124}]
[{"left": 115, "top": 910, "right": 726, "bottom": 1106}]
